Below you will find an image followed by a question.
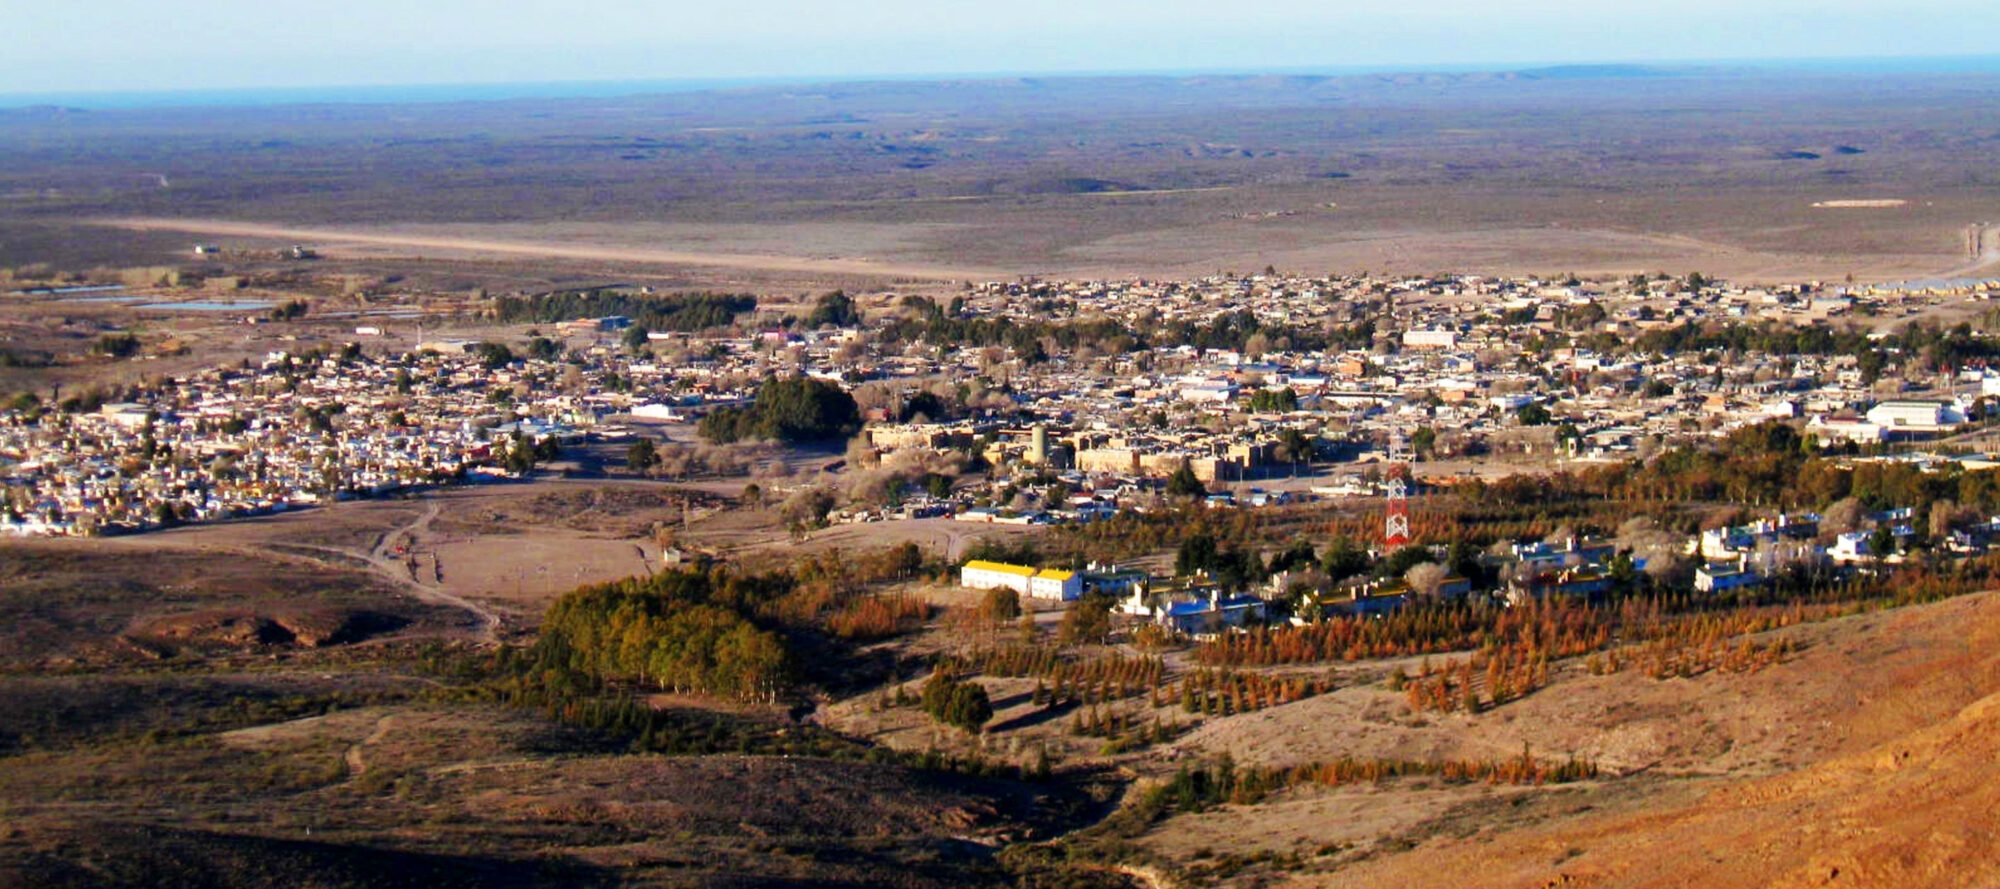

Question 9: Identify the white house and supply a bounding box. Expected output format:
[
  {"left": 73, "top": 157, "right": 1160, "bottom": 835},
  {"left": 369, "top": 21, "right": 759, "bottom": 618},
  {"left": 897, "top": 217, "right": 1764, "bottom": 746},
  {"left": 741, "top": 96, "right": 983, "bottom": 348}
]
[
  {"left": 1695, "top": 560, "right": 1762, "bottom": 594},
  {"left": 1830, "top": 531, "right": 1875, "bottom": 563}
]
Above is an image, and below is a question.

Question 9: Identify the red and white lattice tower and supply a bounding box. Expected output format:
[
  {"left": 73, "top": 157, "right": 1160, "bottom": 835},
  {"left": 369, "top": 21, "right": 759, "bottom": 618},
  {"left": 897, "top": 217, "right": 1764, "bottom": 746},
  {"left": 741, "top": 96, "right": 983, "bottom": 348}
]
[
  {"left": 1384, "top": 430, "right": 1413, "bottom": 548},
  {"left": 1384, "top": 463, "right": 1411, "bottom": 548}
]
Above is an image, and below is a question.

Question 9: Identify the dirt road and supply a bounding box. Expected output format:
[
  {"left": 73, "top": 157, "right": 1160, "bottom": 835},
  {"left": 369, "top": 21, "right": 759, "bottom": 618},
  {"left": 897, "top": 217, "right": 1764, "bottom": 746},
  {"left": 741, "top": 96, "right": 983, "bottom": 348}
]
[
  {"left": 362, "top": 499, "right": 503, "bottom": 642},
  {"left": 101, "top": 217, "right": 996, "bottom": 281}
]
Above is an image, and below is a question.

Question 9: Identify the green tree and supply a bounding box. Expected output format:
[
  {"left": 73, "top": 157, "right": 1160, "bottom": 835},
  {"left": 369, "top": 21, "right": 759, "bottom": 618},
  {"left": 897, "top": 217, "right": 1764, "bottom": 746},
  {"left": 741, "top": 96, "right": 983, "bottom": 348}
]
[
  {"left": 807, "top": 291, "right": 860, "bottom": 328},
  {"left": 1378, "top": 545, "right": 1435, "bottom": 579},
  {"left": 92, "top": 333, "right": 141, "bottom": 359},
  {"left": 1411, "top": 426, "right": 1438, "bottom": 459},
  {"left": 980, "top": 587, "right": 1022, "bottom": 622},
  {"left": 1166, "top": 464, "right": 1208, "bottom": 499},
  {"left": 699, "top": 377, "right": 860, "bottom": 444},
  {"left": 472, "top": 342, "right": 516, "bottom": 371},
  {"left": 1247, "top": 387, "right": 1299, "bottom": 412},
  {"left": 1275, "top": 427, "right": 1314, "bottom": 465},
  {"left": 1321, "top": 536, "right": 1369, "bottom": 581},
  {"left": 1517, "top": 402, "right": 1552, "bottom": 426},
  {"left": 1177, "top": 533, "right": 1220, "bottom": 577},
  {"left": 627, "top": 437, "right": 659, "bottom": 472},
  {"left": 1058, "top": 594, "right": 1115, "bottom": 646},
  {"left": 921, "top": 673, "right": 992, "bottom": 733},
  {"left": 621, "top": 325, "right": 651, "bottom": 352}
]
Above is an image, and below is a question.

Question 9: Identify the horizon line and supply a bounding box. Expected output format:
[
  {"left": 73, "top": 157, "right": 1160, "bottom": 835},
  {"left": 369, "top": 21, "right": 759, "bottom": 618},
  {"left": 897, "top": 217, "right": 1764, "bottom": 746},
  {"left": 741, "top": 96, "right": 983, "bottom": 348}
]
[{"left": 6, "top": 52, "right": 2000, "bottom": 112}]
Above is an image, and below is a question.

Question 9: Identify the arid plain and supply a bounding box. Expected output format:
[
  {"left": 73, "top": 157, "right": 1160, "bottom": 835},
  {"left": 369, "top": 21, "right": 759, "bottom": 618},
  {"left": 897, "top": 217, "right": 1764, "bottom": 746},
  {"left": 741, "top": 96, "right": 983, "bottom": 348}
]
[{"left": 4, "top": 64, "right": 2000, "bottom": 889}]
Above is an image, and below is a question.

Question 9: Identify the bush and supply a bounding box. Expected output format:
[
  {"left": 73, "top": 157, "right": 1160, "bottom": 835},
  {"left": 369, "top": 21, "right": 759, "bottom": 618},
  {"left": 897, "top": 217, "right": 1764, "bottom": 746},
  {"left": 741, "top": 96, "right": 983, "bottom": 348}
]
[
  {"left": 920, "top": 672, "right": 992, "bottom": 733},
  {"left": 980, "top": 587, "right": 1022, "bottom": 623}
]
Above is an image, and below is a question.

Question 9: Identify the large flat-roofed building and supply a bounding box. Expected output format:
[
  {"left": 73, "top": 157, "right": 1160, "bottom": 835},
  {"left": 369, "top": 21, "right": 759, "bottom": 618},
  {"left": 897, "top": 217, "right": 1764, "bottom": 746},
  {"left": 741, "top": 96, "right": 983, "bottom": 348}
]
[
  {"left": 961, "top": 560, "right": 1036, "bottom": 595},
  {"left": 1029, "top": 568, "right": 1082, "bottom": 601},
  {"left": 1864, "top": 400, "right": 1964, "bottom": 432},
  {"left": 960, "top": 560, "right": 1083, "bottom": 601}
]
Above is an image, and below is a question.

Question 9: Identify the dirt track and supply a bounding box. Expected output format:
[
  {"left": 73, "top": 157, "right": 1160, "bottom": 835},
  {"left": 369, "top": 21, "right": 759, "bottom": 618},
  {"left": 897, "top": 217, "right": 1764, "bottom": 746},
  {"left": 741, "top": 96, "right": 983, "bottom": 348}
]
[{"left": 101, "top": 217, "right": 997, "bottom": 281}]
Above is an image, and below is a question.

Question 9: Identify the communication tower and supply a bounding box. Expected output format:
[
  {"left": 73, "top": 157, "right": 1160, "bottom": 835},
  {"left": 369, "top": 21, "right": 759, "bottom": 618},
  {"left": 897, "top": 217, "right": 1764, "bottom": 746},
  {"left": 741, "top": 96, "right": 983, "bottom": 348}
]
[{"left": 1384, "top": 430, "right": 1413, "bottom": 548}]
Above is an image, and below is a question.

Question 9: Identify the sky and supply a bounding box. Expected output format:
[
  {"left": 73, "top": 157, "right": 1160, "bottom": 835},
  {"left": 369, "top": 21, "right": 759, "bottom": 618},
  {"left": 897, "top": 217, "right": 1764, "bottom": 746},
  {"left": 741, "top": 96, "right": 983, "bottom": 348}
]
[{"left": 5, "top": 0, "right": 1999, "bottom": 96}]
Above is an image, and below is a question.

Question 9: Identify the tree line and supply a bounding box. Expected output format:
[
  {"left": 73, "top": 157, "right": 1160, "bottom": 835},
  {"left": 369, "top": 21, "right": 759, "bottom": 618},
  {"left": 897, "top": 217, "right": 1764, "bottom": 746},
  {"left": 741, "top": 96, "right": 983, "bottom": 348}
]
[{"left": 490, "top": 290, "right": 756, "bottom": 332}]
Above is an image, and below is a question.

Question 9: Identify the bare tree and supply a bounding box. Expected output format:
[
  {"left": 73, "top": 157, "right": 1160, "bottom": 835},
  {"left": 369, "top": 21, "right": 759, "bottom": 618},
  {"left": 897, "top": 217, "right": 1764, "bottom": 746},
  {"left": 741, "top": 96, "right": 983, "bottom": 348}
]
[{"left": 1405, "top": 562, "right": 1448, "bottom": 597}]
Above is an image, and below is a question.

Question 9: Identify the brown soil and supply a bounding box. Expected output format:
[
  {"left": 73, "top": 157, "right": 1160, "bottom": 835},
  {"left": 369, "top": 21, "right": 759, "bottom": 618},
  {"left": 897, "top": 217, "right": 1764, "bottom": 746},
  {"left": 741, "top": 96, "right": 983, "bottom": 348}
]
[{"left": 1123, "top": 592, "right": 2000, "bottom": 889}]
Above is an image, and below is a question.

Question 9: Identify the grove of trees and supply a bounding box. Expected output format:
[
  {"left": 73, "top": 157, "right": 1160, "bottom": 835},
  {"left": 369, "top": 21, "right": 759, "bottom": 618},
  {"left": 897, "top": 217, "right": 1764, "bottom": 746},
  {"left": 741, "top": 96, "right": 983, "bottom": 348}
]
[{"left": 698, "top": 376, "right": 860, "bottom": 444}]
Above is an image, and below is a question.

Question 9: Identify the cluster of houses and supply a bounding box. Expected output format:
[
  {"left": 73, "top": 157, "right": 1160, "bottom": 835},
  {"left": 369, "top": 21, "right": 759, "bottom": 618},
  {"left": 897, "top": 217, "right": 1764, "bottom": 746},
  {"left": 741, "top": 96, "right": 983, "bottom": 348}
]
[
  {"left": 10, "top": 266, "right": 2000, "bottom": 538},
  {"left": 0, "top": 350, "right": 581, "bottom": 535},
  {"left": 956, "top": 495, "right": 1976, "bottom": 639}
]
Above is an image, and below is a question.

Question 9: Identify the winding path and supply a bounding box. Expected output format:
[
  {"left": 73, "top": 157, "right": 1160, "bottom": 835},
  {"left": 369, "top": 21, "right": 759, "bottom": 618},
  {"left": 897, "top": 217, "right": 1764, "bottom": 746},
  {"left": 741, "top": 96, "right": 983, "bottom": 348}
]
[
  {"left": 288, "top": 497, "right": 503, "bottom": 643},
  {"left": 344, "top": 713, "right": 396, "bottom": 777},
  {"left": 368, "top": 499, "right": 503, "bottom": 642}
]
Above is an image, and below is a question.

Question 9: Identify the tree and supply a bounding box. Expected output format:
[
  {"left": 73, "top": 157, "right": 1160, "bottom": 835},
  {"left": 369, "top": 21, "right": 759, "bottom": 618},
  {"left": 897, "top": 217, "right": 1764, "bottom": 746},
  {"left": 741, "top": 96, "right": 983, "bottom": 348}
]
[
  {"left": 1404, "top": 562, "right": 1448, "bottom": 597},
  {"left": 921, "top": 672, "right": 992, "bottom": 733},
  {"left": 1177, "top": 533, "right": 1220, "bottom": 577},
  {"left": 1411, "top": 426, "right": 1437, "bottom": 459},
  {"left": 1275, "top": 427, "right": 1314, "bottom": 465},
  {"left": 92, "top": 333, "right": 141, "bottom": 359},
  {"left": 778, "top": 486, "right": 837, "bottom": 532},
  {"left": 1555, "top": 422, "right": 1583, "bottom": 455},
  {"left": 622, "top": 325, "right": 651, "bottom": 352},
  {"left": 1246, "top": 387, "right": 1298, "bottom": 412},
  {"left": 505, "top": 435, "right": 538, "bottom": 474},
  {"left": 1321, "top": 536, "right": 1369, "bottom": 581},
  {"left": 627, "top": 437, "right": 660, "bottom": 472},
  {"left": 699, "top": 377, "right": 860, "bottom": 444},
  {"left": 980, "top": 587, "right": 1022, "bottom": 623},
  {"left": 1379, "top": 546, "right": 1435, "bottom": 579},
  {"left": 1058, "top": 594, "right": 1115, "bottom": 646},
  {"left": 1267, "top": 540, "right": 1317, "bottom": 575},
  {"left": 1166, "top": 463, "right": 1208, "bottom": 500},
  {"left": 1870, "top": 525, "right": 1897, "bottom": 560},
  {"left": 472, "top": 342, "right": 516, "bottom": 371},
  {"left": 1517, "top": 402, "right": 1552, "bottom": 426},
  {"left": 807, "top": 291, "right": 860, "bottom": 328}
]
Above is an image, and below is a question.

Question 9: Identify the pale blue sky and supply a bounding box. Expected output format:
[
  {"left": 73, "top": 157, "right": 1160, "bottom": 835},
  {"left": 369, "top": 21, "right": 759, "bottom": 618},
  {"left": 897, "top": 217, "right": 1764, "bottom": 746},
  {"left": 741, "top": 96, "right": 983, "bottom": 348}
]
[{"left": 4, "top": 0, "right": 1997, "bottom": 95}]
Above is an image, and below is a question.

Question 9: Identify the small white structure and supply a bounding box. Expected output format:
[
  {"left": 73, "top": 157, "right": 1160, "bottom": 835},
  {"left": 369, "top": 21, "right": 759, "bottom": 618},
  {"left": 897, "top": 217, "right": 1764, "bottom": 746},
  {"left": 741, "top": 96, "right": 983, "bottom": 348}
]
[
  {"left": 1401, "top": 329, "right": 1458, "bottom": 349},
  {"left": 99, "top": 403, "right": 151, "bottom": 429},
  {"left": 1830, "top": 531, "right": 1875, "bottom": 563},
  {"left": 1180, "top": 380, "right": 1238, "bottom": 403},
  {"left": 629, "top": 403, "right": 684, "bottom": 421}
]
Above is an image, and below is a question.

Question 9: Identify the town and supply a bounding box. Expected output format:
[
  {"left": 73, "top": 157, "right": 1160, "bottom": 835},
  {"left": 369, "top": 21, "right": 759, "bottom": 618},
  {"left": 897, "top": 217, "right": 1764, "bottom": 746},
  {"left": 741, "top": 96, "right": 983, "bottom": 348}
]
[{"left": 8, "top": 267, "right": 2000, "bottom": 637}]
